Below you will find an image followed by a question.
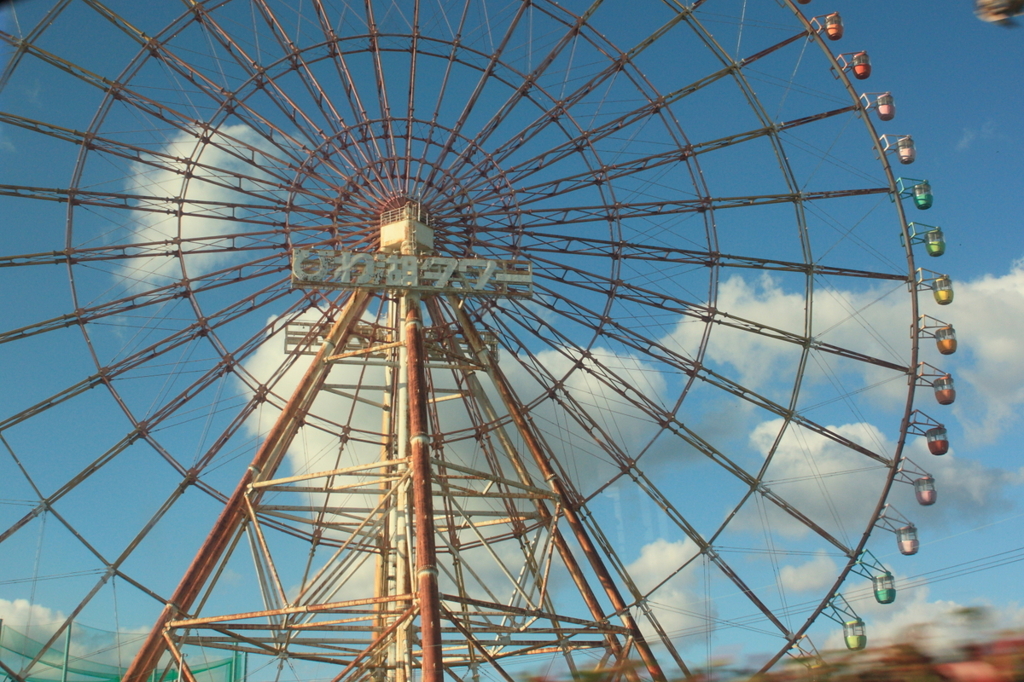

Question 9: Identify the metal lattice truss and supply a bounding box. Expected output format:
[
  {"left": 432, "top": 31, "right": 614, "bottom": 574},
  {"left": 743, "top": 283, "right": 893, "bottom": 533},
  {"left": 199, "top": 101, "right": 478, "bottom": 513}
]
[{"left": 135, "top": 290, "right": 665, "bottom": 682}]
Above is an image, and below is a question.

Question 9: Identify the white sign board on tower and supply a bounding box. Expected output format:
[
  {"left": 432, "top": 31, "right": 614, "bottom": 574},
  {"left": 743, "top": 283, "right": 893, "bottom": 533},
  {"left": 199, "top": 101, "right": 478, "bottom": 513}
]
[{"left": 291, "top": 249, "right": 533, "bottom": 297}]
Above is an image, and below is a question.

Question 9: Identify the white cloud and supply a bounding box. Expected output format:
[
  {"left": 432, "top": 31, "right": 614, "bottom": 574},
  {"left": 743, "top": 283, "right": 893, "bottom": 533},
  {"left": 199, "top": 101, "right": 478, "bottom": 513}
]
[
  {"left": 657, "top": 263, "right": 1024, "bottom": 519},
  {"left": 0, "top": 599, "right": 154, "bottom": 671},
  {"left": 956, "top": 120, "right": 996, "bottom": 151},
  {"left": 662, "top": 273, "right": 913, "bottom": 413},
  {"left": 957, "top": 129, "right": 977, "bottom": 151},
  {"left": 662, "top": 274, "right": 807, "bottom": 395},
  {"left": 733, "top": 416, "right": 1020, "bottom": 550},
  {"left": 0, "top": 597, "right": 66, "bottom": 631},
  {"left": 780, "top": 553, "right": 839, "bottom": 593},
  {"left": 659, "top": 263, "right": 1024, "bottom": 445},
  {"left": 119, "top": 125, "right": 290, "bottom": 290},
  {"left": 736, "top": 418, "right": 891, "bottom": 542},
  {"left": 626, "top": 538, "right": 711, "bottom": 644},
  {"left": 945, "top": 259, "right": 1024, "bottom": 443}
]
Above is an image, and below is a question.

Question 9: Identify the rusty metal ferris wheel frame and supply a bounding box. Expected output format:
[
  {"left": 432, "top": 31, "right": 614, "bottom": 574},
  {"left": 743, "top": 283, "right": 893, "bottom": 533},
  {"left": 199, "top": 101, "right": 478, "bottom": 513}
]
[{"left": 0, "top": 0, "right": 951, "bottom": 680}]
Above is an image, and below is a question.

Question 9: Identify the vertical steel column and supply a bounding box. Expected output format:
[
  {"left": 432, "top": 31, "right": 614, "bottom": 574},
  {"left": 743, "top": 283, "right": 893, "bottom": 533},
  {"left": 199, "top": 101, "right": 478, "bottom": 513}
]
[
  {"left": 383, "top": 293, "right": 412, "bottom": 682},
  {"left": 60, "top": 621, "right": 71, "bottom": 682},
  {"left": 122, "top": 291, "right": 370, "bottom": 682},
  {"left": 404, "top": 297, "right": 443, "bottom": 682},
  {"left": 397, "top": 294, "right": 413, "bottom": 682}
]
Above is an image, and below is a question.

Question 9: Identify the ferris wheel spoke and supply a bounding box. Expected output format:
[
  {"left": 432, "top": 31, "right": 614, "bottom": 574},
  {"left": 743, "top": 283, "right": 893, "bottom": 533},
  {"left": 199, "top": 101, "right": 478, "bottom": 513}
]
[
  {"left": 248, "top": 0, "right": 357, "bottom": 148},
  {"left": 500, "top": 287, "right": 888, "bottom": 536},
  {"left": 472, "top": 188, "right": 894, "bottom": 229},
  {"left": 660, "top": 417, "right": 855, "bottom": 557},
  {"left": 477, "top": 303, "right": 753, "bottom": 532},
  {"left": 400, "top": 0, "right": 422, "bottom": 194},
  {"left": 707, "top": 553, "right": 792, "bottom": 637},
  {"left": 5, "top": 234, "right": 289, "bottom": 271},
  {"left": 637, "top": 606, "right": 692, "bottom": 675},
  {"left": 500, "top": 298, "right": 678, "bottom": 419},
  {"left": 428, "top": 0, "right": 612, "bottom": 187},
  {"left": 164, "top": 8, "right": 335, "bottom": 152},
  {"left": 0, "top": 112, "right": 333, "bottom": 205},
  {"left": 475, "top": 315, "right": 634, "bottom": 481},
  {"left": 116, "top": 275, "right": 296, "bottom": 366},
  {"left": 573, "top": 504, "right": 715, "bottom": 660},
  {"left": 2, "top": 429, "right": 181, "bottom": 559},
  {"left": 0, "top": 184, "right": 309, "bottom": 227},
  {"left": 2, "top": 294, "right": 317, "bottom": 551},
  {"left": 0, "top": 0, "right": 73, "bottom": 88},
  {"left": 140, "top": 363, "right": 285, "bottom": 478},
  {"left": 0, "top": 374, "right": 106, "bottom": 437},
  {"left": 518, "top": 286, "right": 893, "bottom": 470},
  {"left": 519, "top": 236, "right": 907, "bottom": 284},
  {"left": 407, "top": 0, "right": 472, "bottom": 193},
  {"left": 457, "top": 105, "right": 860, "bottom": 206},
  {"left": 362, "top": 0, "right": 401, "bottom": 171},
  {"left": 0, "top": 429, "right": 130, "bottom": 543},
  {"left": 307, "top": 2, "right": 397, "bottom": 182},
  {"left": 464, "top": 147, "right": 695, "bottom": 207},
  {"left": 588, "top": 465, "right": 712, "bottom": 567},
  {"left": 528, "top": 259, "right": 906, "bottom": 372},
  {"left": 1, "top": 259, "right": 287, "bottom": 348},
  {"left": 95, "top": 278, "right": 295, "bottom": 397},
  {"left": 490, "top": 301, "right": 681, "bottom": 470},
  {"left": 419, "top": 0, "right": 530, "bottom": 194},
  {"left": 479, "top": 64, "right": 732, "bottom": 181},
  {"left": 13, "top": 479, "right": 196, "bottom": 677},
  {"left": 0, "top": 33, "right": 325, "bottom": 174},
  {"left": 135, "top": 31, "right": 389, "bottom": 199},
  {"left": 453, "top": 15, "right": 711, "bottom": 184},
  {"left": 158, "top": 389, "right": 263, "bottom": 481},
  {"left": 528, "top": 271, "right": 908, "bottom": 375},
  {"left": 0, "top": 235, "right": 286, "bottom": 270},
  {"left": 463, "top": 24, "right": 852, "bottom": 199}
]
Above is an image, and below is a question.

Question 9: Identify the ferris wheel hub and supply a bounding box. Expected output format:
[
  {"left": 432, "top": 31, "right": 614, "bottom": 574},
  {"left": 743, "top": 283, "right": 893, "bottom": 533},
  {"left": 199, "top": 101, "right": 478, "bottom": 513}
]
[{"left": 380, "top": 202, "right": 435, "bottom": 255}]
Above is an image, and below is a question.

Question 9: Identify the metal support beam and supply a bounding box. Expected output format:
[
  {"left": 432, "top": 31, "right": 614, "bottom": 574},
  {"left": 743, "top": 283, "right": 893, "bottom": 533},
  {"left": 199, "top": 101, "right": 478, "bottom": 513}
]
[
  {"left": 449, "top": 301, "right": 666, "bottom": 682},
  {"left": 122, "top": 291, "right": 370, "bottom": 682}
]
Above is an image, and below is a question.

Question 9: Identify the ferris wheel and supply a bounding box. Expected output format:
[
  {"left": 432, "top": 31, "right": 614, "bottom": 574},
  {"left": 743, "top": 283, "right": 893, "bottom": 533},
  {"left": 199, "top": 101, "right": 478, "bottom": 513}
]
[{"left": 0, "top": 1, "right": 960, "bottom": 680}]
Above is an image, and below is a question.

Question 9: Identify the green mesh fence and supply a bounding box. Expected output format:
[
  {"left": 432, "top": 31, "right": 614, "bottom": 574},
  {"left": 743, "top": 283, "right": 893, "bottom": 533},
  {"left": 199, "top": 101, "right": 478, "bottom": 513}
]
[{"left": 0, "top": 622, "right": 244, "bottom": 682}]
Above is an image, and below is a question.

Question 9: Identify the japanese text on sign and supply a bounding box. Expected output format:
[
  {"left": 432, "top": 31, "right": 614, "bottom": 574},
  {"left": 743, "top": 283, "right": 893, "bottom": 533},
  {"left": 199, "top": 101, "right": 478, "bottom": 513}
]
[{"left": 291, "top": 249, "right": 533, "bottom": 297}]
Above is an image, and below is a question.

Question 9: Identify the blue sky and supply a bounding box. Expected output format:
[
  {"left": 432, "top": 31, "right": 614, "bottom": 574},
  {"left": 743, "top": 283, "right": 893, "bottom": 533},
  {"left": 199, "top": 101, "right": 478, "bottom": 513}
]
[{"left": 1, "top": 0, "right": 1023, "bottom": 679}]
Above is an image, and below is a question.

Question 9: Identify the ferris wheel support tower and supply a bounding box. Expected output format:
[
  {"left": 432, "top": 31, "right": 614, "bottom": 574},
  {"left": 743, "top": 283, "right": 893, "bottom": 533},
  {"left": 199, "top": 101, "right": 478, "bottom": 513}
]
[{"left": 121, "top": 203, "right": 665, "bottom": 682}]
